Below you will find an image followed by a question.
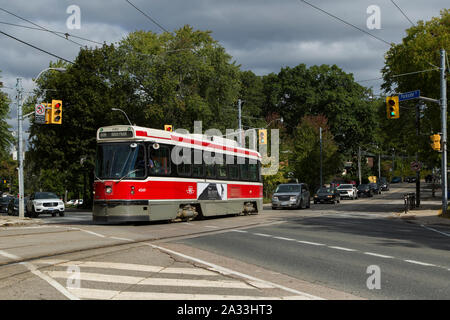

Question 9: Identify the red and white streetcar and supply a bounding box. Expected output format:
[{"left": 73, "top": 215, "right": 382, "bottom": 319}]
[{"left": 93, "top": 125, "right": 263, "bottom": 223}]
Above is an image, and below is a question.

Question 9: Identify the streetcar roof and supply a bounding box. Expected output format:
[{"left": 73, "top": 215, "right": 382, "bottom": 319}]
[{"left": 97, "top": 125, "right": 262, "bottom": 159}]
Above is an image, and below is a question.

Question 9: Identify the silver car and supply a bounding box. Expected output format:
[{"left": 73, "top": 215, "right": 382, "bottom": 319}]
[{"left": 272, "top": 183, "right": 310, "bottom": 209}]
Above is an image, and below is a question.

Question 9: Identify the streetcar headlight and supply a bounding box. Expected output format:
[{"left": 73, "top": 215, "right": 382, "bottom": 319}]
[{"left": 105, "top": 186, "right": 112, "bottom": 194}]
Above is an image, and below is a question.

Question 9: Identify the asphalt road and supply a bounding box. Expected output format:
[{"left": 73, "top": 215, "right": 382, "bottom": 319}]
[
  {"left": 176, "top": 184, "right": 450, "bottom": 299},
  {"left": 0, "top": 183, "right": 449, "bottom": 300}
]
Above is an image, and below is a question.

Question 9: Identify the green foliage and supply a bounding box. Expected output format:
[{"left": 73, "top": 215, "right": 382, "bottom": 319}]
[
  {"left": 290, "top": 115, "right": 341, "bottom": 191},
  {"left": 381, "top": 9, "right": 449, "bottom": 168}
]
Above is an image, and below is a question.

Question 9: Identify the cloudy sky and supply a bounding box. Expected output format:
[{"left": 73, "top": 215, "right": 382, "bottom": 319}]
[{"left": 0, "top": 0, "right": 447, "bottom": 137}]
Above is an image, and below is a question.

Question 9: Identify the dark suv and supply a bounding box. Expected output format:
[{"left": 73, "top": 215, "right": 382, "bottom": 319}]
[{"left": 272, "top": 183, "right": 310, "bottom": 209}]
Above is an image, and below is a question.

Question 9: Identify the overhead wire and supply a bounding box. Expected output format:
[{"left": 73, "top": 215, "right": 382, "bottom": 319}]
[
  {"left": 125, "top": 0, "right": 170, "bottom": 33},
  {"left": 0, "top": 7, "right": 86, "bottom": 48},
  {"left": 390, "top": 0, "right": 415, "bottom": 26},
  {"left": 298, "top": 0, "right": 391, "bottom": 46}
]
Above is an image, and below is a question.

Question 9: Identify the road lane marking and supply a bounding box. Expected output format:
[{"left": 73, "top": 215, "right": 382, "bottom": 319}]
[
  {"left": 253, "top": 233, "right": 272, "bottom": 237},
  {"left": 296, "top": 240, "right": 325, "bottom": 246},
  {"left": 146, "top": 243, "right": 323, "bottom": 300},
  {"left": 67, "top": 287, "right": 310, "bottom": 300},
  {"left": 364, "top": 252, "right": 394, "bottom": 259},
  {"left": 420, "top": 224, "right": 450, "bottom": 237},
  {"left": 0, "top": 250, "right": 79, "bottom": 300},
  {"left": 204, "top": 225, "right": 219, "bottom": 229},
  {"left": 404, "top": 260, "right": 436, "bottom": 267},
  {"left": 273, "top": 236, "right": 296, "bottom": 241},
  {"left": 231, "top": 229, "right": 248, "bottom": 233},
  {"left": 110, "top": 237, "right": 133, "bottom": 242},
  {"left": 328, "top": 246, "right": 357, "bottom": 252}
]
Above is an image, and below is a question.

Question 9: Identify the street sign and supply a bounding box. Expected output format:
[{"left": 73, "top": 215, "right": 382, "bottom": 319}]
[
  {"left": 399, "top": 90, "right": 420, "bottom": 102},
  {"left": 411, "top": 161, "right": 422, "bottom": 171},
  {"left": 35, "top": 103, "right": 46, "bottom": 124}
]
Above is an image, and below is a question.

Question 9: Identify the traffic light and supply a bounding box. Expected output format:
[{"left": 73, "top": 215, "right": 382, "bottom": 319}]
[
  {"left": 50, "top": 100, "right": 62, "bottom": 124},
  {"left": 386, "top": 96, "right": 399, "bottom": 119},
  {"left": 44, "top": 103, "right": 50, "bottom": 124},
  {"left": 164, "top": 125, "right": 173, "bottom": 132},
  {"left": 258, "top": 129, "right": 267, "bottom": 145},
  {"left": 430, "top": 134, "right": 441, "bottom": 151}
]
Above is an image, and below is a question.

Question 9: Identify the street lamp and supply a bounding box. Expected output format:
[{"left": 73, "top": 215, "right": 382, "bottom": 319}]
[
  {"left": 17, "top": 67, "right": 66, "bottom": 218},
  {"left": 111, "top": 108, "right": 133, "bottom": 126}
]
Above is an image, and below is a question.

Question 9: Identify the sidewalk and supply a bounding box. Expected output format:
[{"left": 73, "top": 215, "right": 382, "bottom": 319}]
[
  {"left": 389, "top": 186, "right": 450, "bottom": 227},
  {"left": 0, "top": 215, "right": 43, "bottom": 227}
]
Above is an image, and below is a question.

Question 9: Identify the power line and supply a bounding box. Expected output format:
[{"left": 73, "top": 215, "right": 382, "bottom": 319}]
[
  {"left": 125, "top": 0, "right": 170, "bottom": 33},
  {"left": 0, "top": 20, "right": 104, "bottom": 46},
  {"left": 0, "top": 28, "right": 74, "bottom": 64},
  {"left": 0, "top": 7, "right": 86, "bottom": 48},
  {"left": 298, "top": 0, "right": 391, "bottom": 46},
  {"left": 390, "top": 0, "right": 415, "bottom": 26},
  {"left": 357, "top": 68, "right": 439, "bottom": 83}
]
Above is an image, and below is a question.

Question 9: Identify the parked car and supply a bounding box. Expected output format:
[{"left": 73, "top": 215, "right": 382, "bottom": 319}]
[
  {"left": 379, "top": 177, "right": 390, "bottom": 191},
  {"left": 391, "top": 176, "right": 402, "bottom": 183},
  {"left": 272, "top": 183, "right": 310, "bottom": 209},
  {"left": 369, "top": 183, "right": 381, "bottom": 195},
  {"left": 336, "top": 184, "right": 358, "bottom": 200},
  {"left": 7, "top": 197, "right": 28, "bottom": 216},
  {"left": 405, "top": 176, "right": 417, "bottom": 183},
  {"left": 313, "top": 187, "right": 340, "bottom": 204},
  {"left": 26, "top": 192, "right": 65, "bottom": 218},
  {"left": 357, "top": 184, "right": 373, "bottom": 197},
  {"left": 0, "top": 196, "right": 13, "bottom": 214}
]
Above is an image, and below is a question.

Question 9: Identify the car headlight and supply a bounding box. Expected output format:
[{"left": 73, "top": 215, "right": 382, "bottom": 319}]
[
  {"left": 58, "top": 201, "right": 64, "bottom": 206},
  {"left": 314, "top": 195, "right": 318, "bottom": 198},
  {"left": 35, "top": 201, "right": 42, "bottom": 206},
  {"left": 327, "top": 195, "right": 332, "bottom": 198},
  {"left": 272, "top": 196, "right": 278, "bottom": 201},
  {"left": 290, "top": 196, "right": 297, "bottom": 201}
]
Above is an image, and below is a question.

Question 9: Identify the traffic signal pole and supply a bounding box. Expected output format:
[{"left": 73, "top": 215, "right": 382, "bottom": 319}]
[
  {"left": 16, "top": 78, "right": 25, "bottom": 218},
  {"left": 440, "top": 49, "right": 447, "bottom": 214}
]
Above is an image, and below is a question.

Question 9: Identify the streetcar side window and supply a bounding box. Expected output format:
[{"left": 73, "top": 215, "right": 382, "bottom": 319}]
[
  {"left": 239, "top": 157, "right": 249, "bottom": 181},
  {"left": 217, "top": 163, "right": 227, "bottom": 179},
  {"left": 148, "top": 144, "right": 171, "bottom": 176},
  {"left": 205, "top": 164, "right": 215, "bottom": 179},
  {"left": 177, "top": 147, "right": 192, "bottom": 177},
  {"left": 249, "top": 163, "right": 258, "bottom": 181},
  {"left": 192, "top": 148, "right": 204, "bottom": 178},
  {"left": 228, "top": 157, "right": 239, "bottom": 180}
]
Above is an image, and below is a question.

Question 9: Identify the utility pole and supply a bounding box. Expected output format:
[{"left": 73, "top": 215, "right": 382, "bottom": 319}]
[
  {"left": 358, "top": 146, "right": 362, "bottom": 185},
  {"left": 16, "top": 78, "right": 25, "bottom": 218},
  {"left": 440, "top": 49, "right": 447, "bottom": 214},
  {"left": 320, "top": 127, "right": 323, "bottom": 187},
  {"left": 238, "top": 99, "right": 243, "bottom": 147},
  {"left": 415, "top": 102, "right": 421, "bottom": 206}
]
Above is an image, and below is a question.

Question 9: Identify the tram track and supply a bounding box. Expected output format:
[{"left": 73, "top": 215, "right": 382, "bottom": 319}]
[{"left": 0, "top": 216, "right": 285, "bottom": 269}]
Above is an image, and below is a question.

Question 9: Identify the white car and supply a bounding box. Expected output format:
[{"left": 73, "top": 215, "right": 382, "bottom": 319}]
[
  {"left": 337, "top": 184, "right": 358, "bottom": 200},
  {"left": 26, "top": 192, "right": 65, "bottom": 217}
]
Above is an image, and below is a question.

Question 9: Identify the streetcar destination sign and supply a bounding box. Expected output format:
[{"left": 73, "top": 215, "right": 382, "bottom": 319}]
[
  {"left": 99, "top": 131, "right": 133, "bottom": 139},
  {"left": 399, "top": 90, "right": 420, "bottom": 102}
]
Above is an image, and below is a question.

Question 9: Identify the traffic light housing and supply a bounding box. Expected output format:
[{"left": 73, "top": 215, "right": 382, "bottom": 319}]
[
  {"left": 430, "top": 134, "right": 441, "bottom": 151},
  {"left": 258, "top": 129, "right": 267, "bottom": 145},
  {"left": 386, "top": 96, "right": 399, "bottom": 119},
  {"left": 50, "top": 100, "right": 62, "bottom": 124},
  {"left": 164, "top": 125, "right": 173, "bottom": 132},
  {"left": 44, "top": 103, "right": 50, "bottom": 124}
]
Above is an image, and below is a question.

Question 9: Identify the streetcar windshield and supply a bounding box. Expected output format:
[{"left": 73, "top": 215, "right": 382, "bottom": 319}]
[{"left": 95, "top": 143, "right": 146, "bottom": 179}]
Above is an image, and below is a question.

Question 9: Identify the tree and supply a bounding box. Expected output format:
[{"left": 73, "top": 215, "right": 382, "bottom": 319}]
[
  {"left": 381, "top": 9, "right": 449, "bottom": 168},
  {"left": 262, "top": 64, "right": 379, "bottom": 154},
  {"left": 290, "top": 115, "right": 341, "bottom": 191}
]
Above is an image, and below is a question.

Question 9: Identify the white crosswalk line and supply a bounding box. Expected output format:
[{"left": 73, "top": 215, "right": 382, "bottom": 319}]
[
  {"left": 68, "top": 287, "right": 311, "bottom": 300},
  {"left": 35, "top": 259, "right": 220, "bottom": 276},
  {"left": 47, "top": 270, "right": 255, "bottom": 289}
]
